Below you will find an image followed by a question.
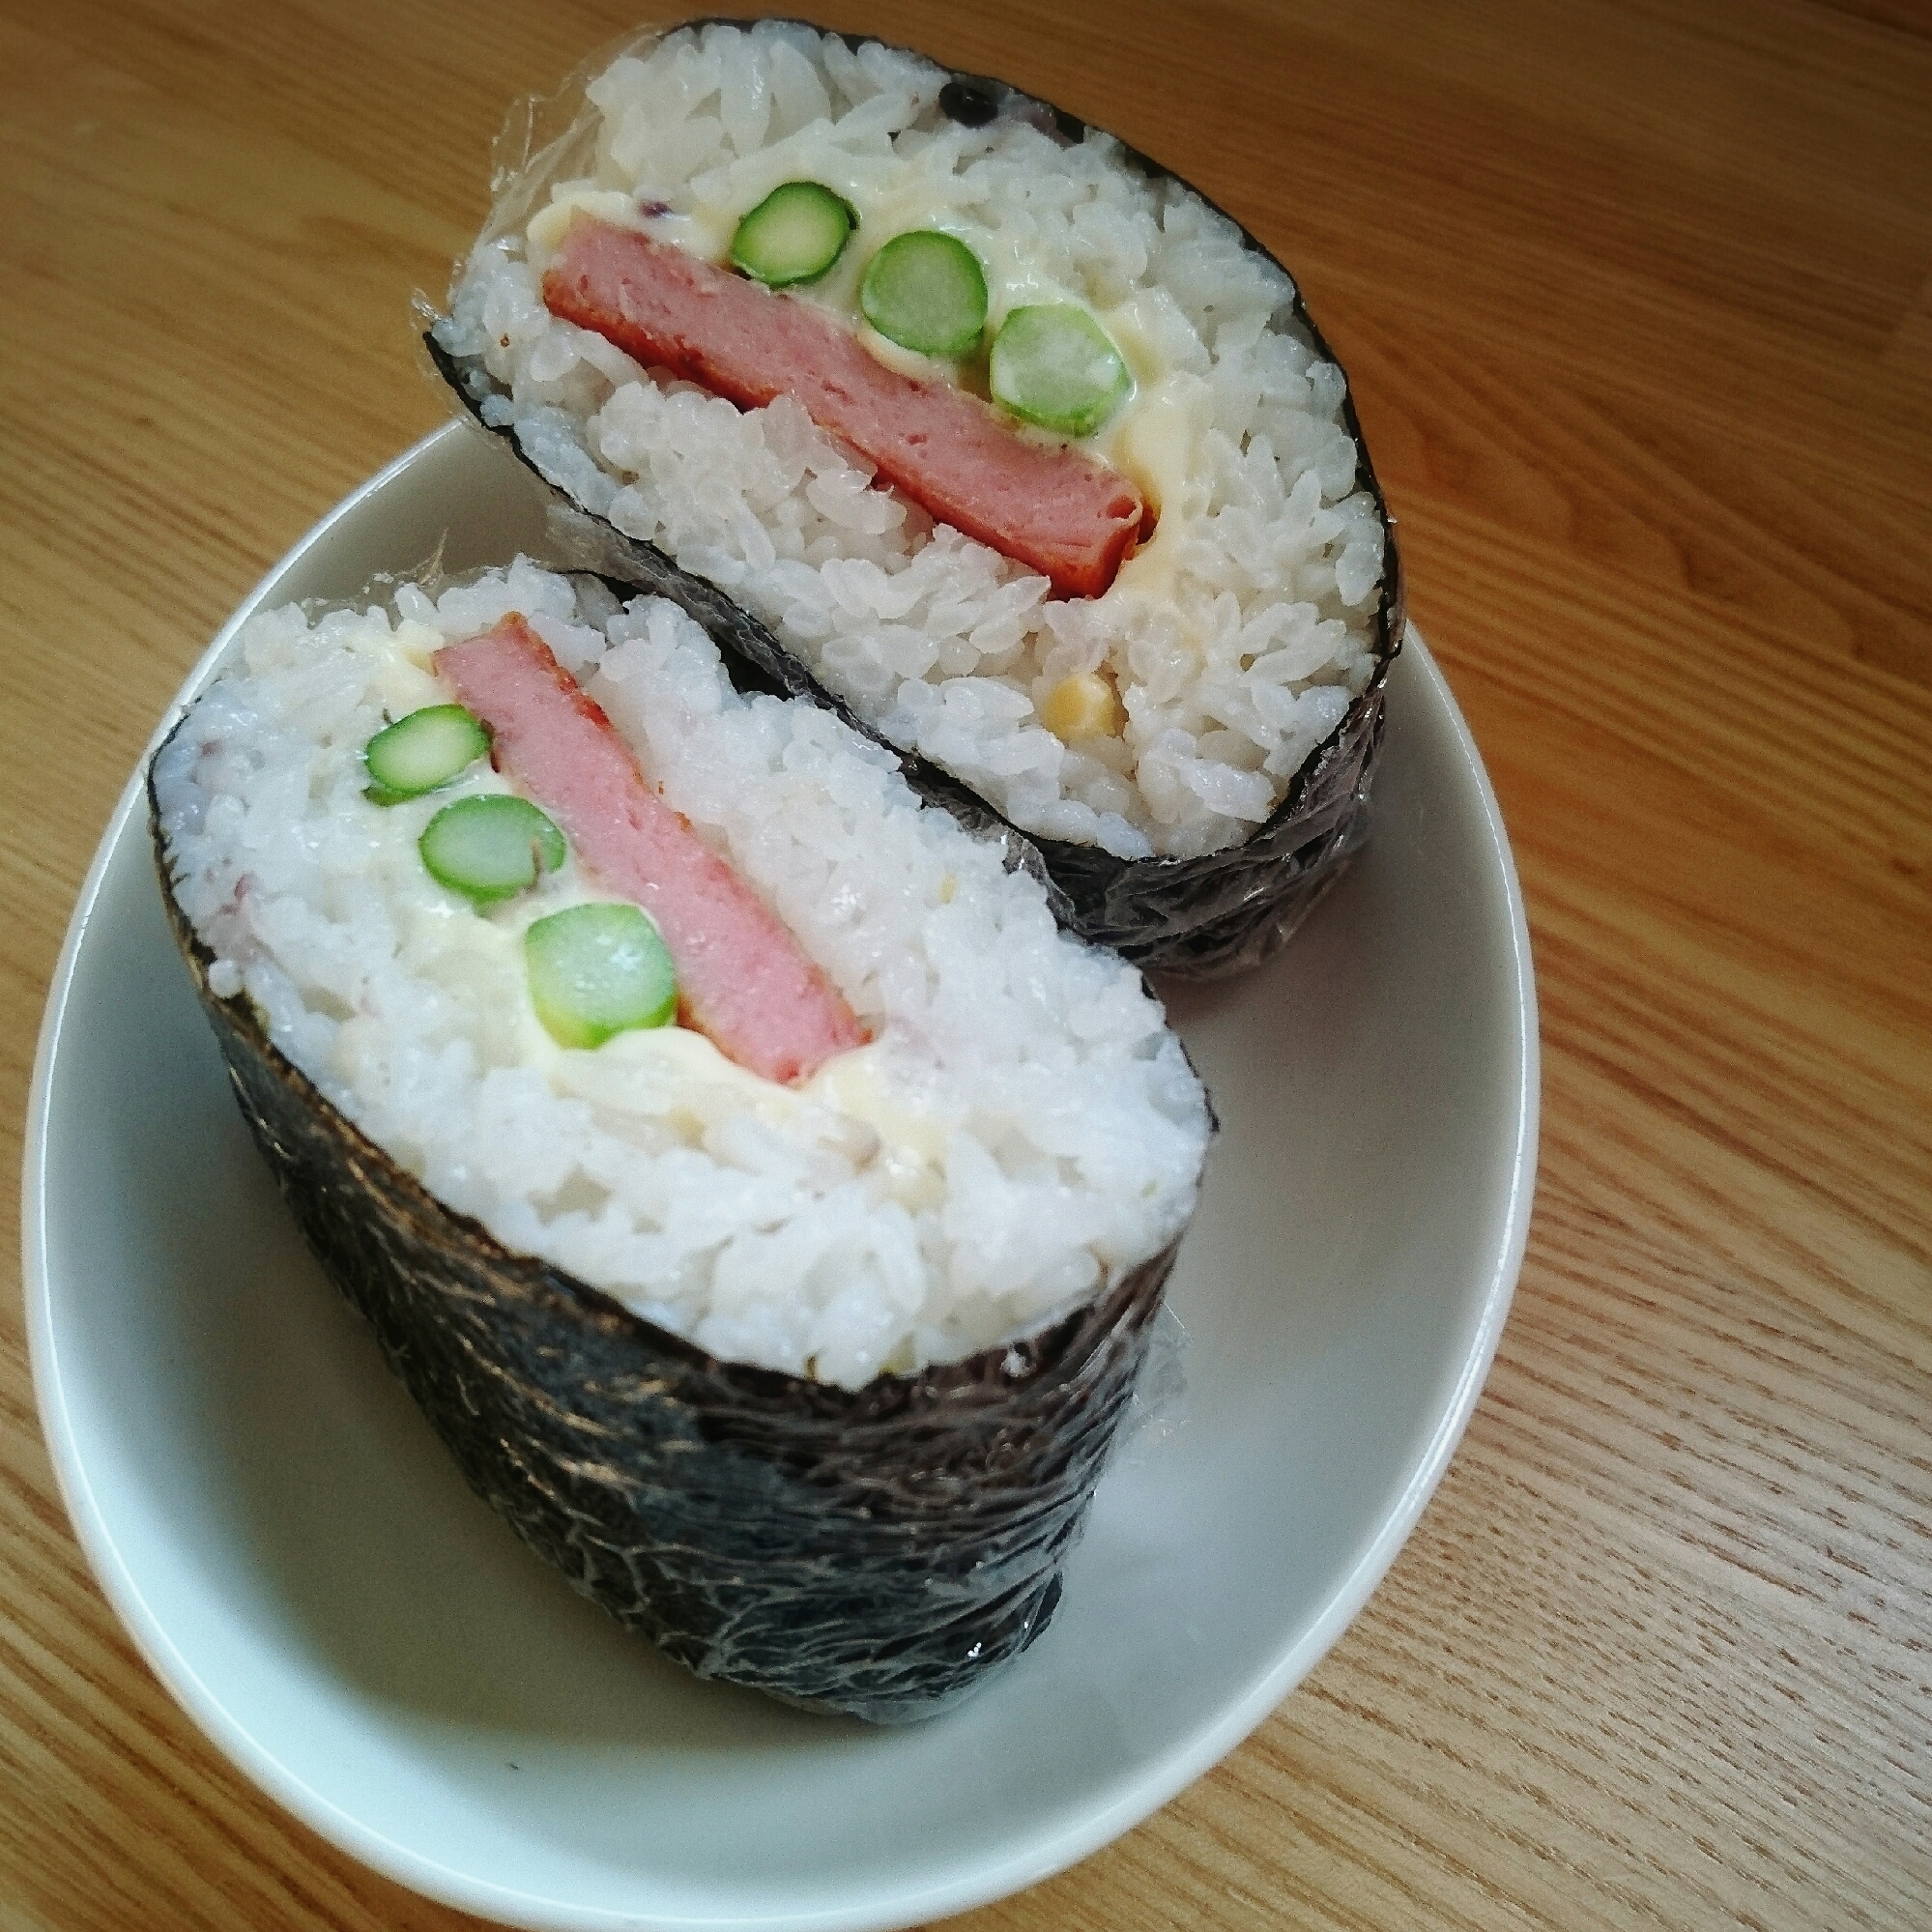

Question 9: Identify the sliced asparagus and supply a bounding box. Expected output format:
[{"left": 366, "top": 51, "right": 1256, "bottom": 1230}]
[
  {"left": 418, "top": 794, "right": 566, "bottom": 905},
  {"left": 525, "top": 903, "right": 678, "bottom": 1049},
  {"left": 860, "top": 230, "right": 988, "bottom": 358},
  {"left": 363, "top": 705, "right": 489, "bottom": 804},
  {"left": 989, "top": 304, "right": 1133, "bottom": 438},
  {"left": 731, "top": 182, "right": 853, "bottom": 287}
]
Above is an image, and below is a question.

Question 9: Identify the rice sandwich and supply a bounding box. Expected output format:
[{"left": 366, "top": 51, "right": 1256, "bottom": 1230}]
[
  {"left": 150, "top": 560, "right": 1212, "bottom": 1719},
  {"left": 430, "top": 17, "right": 1405, "bottom": 972}
]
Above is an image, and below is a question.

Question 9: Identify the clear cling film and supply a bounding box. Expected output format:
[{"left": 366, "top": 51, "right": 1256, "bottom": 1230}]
[
  {"left": 148, "top": 563, "right": 1212, "bottom": 1720},
  {"left": 153, "top": 776, "right": 1182, "bottom": 1719},
  {"left": 425, "top": 16, "right": 1405, "bottom": 974}
]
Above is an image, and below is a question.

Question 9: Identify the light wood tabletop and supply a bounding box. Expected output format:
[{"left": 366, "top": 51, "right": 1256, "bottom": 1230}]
[{"left": 3, "top": 1, "right": 1927, "bottom": 1926}]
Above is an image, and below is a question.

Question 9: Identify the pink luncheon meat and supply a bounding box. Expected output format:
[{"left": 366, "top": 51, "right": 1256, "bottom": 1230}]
[
  {"left": 541, "top": 217, "right": 1150, "bottom": 601},
  {"left": 435, "top": 614, "right": 868, "bottom": 1084}
]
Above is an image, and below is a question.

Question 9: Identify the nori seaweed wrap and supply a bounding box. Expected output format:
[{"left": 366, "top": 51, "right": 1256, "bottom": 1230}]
[
  {"left": 149, "top": 564, "right": 1210, "bottom": 1720},
  {"left": 427, "top": 18, "right": 1405, "bottom": 975}
]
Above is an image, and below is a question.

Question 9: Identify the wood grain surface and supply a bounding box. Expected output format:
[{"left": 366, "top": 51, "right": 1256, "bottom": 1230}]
[{"left": 3, "top": 1, "right": 1927, "bottom": 1926}]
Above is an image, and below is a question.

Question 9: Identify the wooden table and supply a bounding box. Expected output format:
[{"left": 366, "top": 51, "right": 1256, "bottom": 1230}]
[{"left": 3, "top": 2, "right": 1926, "bottom": 1925}]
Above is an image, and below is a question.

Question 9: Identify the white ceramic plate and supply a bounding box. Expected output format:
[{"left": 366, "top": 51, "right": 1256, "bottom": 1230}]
[{"left": 26, "top": 421, "right": 1536, "bottom": 1932}]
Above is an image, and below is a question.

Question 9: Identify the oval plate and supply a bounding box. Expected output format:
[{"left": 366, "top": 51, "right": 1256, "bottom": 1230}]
[{"left": 25, "top": 420, "right": 1537, "bottom": 1932}]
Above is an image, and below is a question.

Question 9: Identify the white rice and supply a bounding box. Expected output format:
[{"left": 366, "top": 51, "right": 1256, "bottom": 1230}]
[
  {"left": 434, "top": 18, "right": 1386, "bottom": 862},
  {"left": 153, "top": 560, "right": 1211, "bottom": 1390}
]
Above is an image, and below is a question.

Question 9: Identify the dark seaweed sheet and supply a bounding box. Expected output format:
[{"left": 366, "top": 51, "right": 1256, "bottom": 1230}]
[
  {"left": 149, "top": 747, "right": 1179, "bottom": 1724},
  {"left": 426, "top": 19, "right": 1406, "bottom": 977}
]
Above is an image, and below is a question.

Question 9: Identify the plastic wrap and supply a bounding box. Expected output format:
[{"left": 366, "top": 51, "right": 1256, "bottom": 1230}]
[
  {"left": 424, "top": 18, "right": 1406, "bottom": 977},
  {"left": 148, "top": 727, "right": 1184, "bottom": 1725}
]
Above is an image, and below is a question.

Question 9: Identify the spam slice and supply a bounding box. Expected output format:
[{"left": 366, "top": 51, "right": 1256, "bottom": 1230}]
[
  {"left": 435, "top": 612, "right": 866, "bottom": 1081},
  {"left": 542, "top": 219, "right": 1148, "bottom": 600},
  {"left": 149, "top": 559, "right": 1212, "bottom": 1718},
  {"left": 428, "top": 17, "right": 1404, "bottom": 972}
]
